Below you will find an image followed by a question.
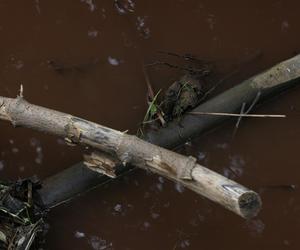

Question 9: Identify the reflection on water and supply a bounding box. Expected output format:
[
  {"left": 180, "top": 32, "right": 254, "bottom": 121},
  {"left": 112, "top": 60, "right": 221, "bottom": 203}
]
[
  {"left": 0, "top": 0, "right": 300, "bottom": 249},
  {"left": 223, "top": 154, "right": 245, "bottom": 179}
]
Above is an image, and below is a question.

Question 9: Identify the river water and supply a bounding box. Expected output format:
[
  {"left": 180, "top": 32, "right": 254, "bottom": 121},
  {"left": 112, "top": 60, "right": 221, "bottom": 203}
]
[{"left": 0, "top": 0, "right": 300, "bottom": 249}]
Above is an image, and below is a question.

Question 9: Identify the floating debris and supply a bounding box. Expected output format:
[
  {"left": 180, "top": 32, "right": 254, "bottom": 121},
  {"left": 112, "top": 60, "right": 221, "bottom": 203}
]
[
  {"left": 142, "top": 221, "right": 151, "bottom": 230},
  {"left": 0, "top": 178, "right": 47, "bottom": 249},
  {"left": 80, "top": 0, "right": 96, "bottom": 12},
  {"left": 34, "top": 147, "right": 43, "bottom": 165},
  {"left": 180, "top": 239, "right": 191, "bottom": 248},
  {"left": 281, "top": 20, "right": 289, "bottom": 32},
  {"left": 136, "top": 16, "right": 150, "bottom": 39},
  {"left": 74, "top": 231, "right": 86, "bottom": 239},
  {"left": 114, "top": 0, "right": 135, "bottom": 14},
  {"left": 88, "top": 236, "right": 113, "bottom": 250},
  {"left": 107, "top": 56, "right": 120, "bottom": 66},
  {"left": 151, "top": 212, "right": 160, "bottom": 219},
  {"left": 113, "top": 204, "right": 122, "bottom": 213},
  {"left": 11, "top": 147, "right": 19, "bottom": 154},
  {"left": 88, "top": 28, "right": 99, "bottom": 38}
]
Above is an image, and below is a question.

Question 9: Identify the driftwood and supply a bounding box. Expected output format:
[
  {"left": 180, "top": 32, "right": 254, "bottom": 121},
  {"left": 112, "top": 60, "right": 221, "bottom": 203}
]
[{"left": 0, "top": 96, "right": 261, "bottom": 219}]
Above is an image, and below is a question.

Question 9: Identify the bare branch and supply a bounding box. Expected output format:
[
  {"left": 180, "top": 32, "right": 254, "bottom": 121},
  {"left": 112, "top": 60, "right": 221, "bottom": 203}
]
[{"left": 0, "top": 96, "right": 261, "bottom": 218}]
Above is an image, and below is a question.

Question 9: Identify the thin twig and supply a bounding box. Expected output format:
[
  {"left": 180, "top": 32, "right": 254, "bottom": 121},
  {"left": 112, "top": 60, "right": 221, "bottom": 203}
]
[
  {"left": 142, "top": 65, "right": 166, "bottom": 126},
  {"left": 146, "top": 61, "right": 209, "bottom": 75},
  {"left": 245, "top": 91, "right": 261, "bottom": 114},
  {"left": 157, "top": 50, "right": 211, "bottom": 64},
  {"left": 19, "top": 84, "right": 24, "bottom": 98},
  {"left": 189, "top": 111, "right": 286, "bottom": 118},
  {"left": 142, "top": 117, "right": 160, "bottom": 124},
  {"left": 235, "top": 102, "right": 246, "bottom": 128},
  {"left": 232, "top": 91, "right": 262, "bottom": 138},
  {"left": 232, "top": 102, "right": 246, "bottom": 138},
  {"left": 143, "top": 64, "right": 154, "bottom": 100}
]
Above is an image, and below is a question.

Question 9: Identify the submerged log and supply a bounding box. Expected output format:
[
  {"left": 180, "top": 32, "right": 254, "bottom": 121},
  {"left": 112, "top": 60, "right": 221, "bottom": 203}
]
[
  {"left": 0, "top": 96, "right": 261, "bottom": 218},
  {"left": 145, "top": 54, "right": 300, "bottom": 147}
]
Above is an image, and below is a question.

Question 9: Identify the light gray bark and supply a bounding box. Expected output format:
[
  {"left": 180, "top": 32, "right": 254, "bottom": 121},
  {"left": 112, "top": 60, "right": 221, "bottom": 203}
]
[{"left": 0, "top": 96, "right": 261, "bottom": 218}]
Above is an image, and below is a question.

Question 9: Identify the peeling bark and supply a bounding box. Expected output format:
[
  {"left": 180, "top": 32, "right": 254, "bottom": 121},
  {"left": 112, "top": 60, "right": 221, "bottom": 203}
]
[
  {"left": 0, "top": 96, "right": 261, "bottom": 218},
  {"left": 83, "top": 151, "right": 120, "bottom": 178}
]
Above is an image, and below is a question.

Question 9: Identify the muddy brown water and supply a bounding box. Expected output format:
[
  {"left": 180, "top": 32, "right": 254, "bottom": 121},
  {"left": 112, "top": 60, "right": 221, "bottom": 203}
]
[{"left": 1, "top": 0, "right": 300, "bottom": 249}]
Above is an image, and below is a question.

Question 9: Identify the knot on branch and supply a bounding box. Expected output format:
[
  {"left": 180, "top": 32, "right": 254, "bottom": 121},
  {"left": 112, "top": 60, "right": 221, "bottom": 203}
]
[
  {"left": 177, "top": 156, "right": 197, "bottom": 180},
  {"left": 11, "top": 97, "right": 29, "bottom": 126},
  {"left": 64, "top": 118, "right": 82, "bottom": 145},
  {"left": 144, "top": 154, "right": 197, "bottom": 180},
  {"left": 115, "top": 134, "right": 134, "bottom": 166},
  {"left": 145, "top": 155, "right": 177, "bottom": 175}
]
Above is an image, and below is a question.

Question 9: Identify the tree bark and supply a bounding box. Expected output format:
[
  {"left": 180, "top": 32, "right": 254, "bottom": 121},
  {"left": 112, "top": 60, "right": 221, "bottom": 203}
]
[{"left": 0, "top": 96, "right": 261, "bottom": 218}]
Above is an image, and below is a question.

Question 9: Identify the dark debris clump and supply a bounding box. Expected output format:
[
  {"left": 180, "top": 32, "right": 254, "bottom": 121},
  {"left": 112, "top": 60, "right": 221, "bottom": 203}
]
[{"left": 0, "top": 177, "right": 47, "bottom": 250}]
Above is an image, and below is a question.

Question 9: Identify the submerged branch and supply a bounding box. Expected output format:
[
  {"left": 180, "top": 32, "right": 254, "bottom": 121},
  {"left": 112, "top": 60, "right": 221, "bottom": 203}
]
[{"left": 145, "top": 54, "right": 300, "bottom": 148}]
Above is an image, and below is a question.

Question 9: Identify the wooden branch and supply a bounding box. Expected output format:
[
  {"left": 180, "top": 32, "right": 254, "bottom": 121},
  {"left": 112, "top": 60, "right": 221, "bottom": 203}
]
[{"left": 0, "top": 96, "right": 261, "bottom": 218}]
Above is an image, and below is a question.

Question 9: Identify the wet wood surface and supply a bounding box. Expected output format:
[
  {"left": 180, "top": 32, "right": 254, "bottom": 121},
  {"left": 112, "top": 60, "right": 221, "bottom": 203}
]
[{"left": 0, "top": 95, "right": 261, "bottom": 218}]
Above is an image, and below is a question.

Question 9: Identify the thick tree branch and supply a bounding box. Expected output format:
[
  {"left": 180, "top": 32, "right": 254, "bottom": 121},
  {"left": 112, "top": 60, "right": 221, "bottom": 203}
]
[{"left": 0, "top": 96, "right": 261, "bottom": 218}]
